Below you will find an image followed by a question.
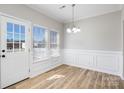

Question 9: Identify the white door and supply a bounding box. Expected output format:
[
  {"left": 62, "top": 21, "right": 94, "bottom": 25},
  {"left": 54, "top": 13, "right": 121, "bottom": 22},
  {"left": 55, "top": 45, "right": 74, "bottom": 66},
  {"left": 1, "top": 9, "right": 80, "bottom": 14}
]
[{"left": 0, "top": 16, "right": 30, "bottom": 88}]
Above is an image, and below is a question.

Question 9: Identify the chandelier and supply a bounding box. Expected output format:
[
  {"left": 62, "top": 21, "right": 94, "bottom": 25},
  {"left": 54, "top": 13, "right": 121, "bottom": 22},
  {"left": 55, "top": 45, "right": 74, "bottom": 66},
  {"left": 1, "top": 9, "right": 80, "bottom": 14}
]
[{"left": 66, "top": 4, "right": 81, "bottom": 33}]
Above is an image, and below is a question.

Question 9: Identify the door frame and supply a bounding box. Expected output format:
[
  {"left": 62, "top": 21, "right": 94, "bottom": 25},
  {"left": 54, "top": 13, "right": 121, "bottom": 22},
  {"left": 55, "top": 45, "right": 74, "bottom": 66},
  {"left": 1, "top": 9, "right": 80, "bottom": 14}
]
[{"left": 0, "top": 12, "right": 32, "bottom": 88}]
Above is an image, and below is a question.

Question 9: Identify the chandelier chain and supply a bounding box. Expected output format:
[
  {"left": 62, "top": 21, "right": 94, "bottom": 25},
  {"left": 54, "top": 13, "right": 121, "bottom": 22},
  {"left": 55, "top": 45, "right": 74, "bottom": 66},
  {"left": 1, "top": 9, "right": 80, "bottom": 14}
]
[{"left": 72, "top": 4, "right": 75, "bottom": 27}]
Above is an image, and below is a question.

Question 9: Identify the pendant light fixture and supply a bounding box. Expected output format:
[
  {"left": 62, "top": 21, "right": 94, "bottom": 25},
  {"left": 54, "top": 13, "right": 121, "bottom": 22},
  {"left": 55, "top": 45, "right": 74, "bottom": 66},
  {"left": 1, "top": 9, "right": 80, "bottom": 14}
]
[{"left": 66, "top": 4, "right": 81, "bottom": 33}]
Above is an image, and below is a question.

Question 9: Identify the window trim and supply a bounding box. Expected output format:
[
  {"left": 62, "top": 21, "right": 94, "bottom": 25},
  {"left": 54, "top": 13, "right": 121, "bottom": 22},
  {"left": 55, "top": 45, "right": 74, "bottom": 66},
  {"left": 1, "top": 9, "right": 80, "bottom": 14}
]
[
  {"left": 32, "top": 24, "right": 60, "bottom": 63},
  {"left": 7, "top": 22, "right": 26, "bottom": 52},
  {"left": 32, "top": 24, "right": 49, "bottom": 62},
  {"left": 49, "top": 30, "right": 60, "bottom": 57}
]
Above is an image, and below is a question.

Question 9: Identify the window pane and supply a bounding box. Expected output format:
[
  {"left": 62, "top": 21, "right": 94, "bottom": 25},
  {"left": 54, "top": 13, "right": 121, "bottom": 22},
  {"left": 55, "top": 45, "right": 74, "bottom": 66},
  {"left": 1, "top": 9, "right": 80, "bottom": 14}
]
[
  {"left": 7, "top": 33, "right": 13, "bottom": 42},
  {"left": 33, "top": 26, "right": 45, "bottom": 47},
  {"left": 21, "top": 34, "right": 25, "bottom": 42},
  {"left": 38, "top": 44, "right": 45, "bottom": 48},
  {"left": 54, "top": 32, "right": 57, "bottom": 43},
  {"left": 7, "top": 43, "right": 13, "bottom": 50},
  {"left": 50, "top": 44, "right": 57, "bottom": 49},
  {"left": 50, "top": 31, "right": 57, "bottom": 44},
  {"left": 14, "top": 24, "right": 20, "bottom": 33},
  {"left": 7, "top": 23, "right": 26, "bottom": 52},
  {"left": 21, "top": 25, "right": 25, "bottom": 34},
  {"left": 50, "top": 31, "right": 53, "bottom": 43},
  {"left": 33, "top": 26, "right": 46, "bottom": 61},
  {"left": 14, "top": 43, "right": 19, "bottom": 48},
  {"left": 40, "top": 28, "right": 45, "bottom": 43},
  {"left": 14, "top": 43, "right": 19, "bottom": 52},
  {"left": 7, "top": 22, "right": 13, "bottom": 33},
  {"left": 33, "top": 27, "right": 39, "bottom": 43},
  {"left": 33, "top": 43, "right": 38, "bottom": 48},
  {"left": 20, "top": 42, "right": 25, "bottom": 51},
  {"left": 14, "top": 34, "right": 19, "bottom": 42},
  {"left": 41, "top": 44, "right": 45, "bottom": 48}
]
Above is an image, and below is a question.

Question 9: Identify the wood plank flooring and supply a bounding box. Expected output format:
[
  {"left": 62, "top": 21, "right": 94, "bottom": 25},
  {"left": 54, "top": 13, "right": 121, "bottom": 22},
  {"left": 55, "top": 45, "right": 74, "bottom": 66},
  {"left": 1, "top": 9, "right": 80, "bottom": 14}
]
[{"left": 6, "top": 65, "right": 124, "bottom": 89}]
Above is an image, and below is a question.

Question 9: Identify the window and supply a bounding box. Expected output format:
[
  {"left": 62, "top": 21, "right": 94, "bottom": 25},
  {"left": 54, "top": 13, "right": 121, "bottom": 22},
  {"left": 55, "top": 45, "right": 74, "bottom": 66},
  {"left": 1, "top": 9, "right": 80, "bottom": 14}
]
[
  {"left": 7, "top": 23, "right": 13, "bottom": 51},
  {"left": 50, "top": 31, "right": 59, "bottom": 56},
  {"left": 33, "top": 25, "right": 48, "bottom": 62},
  {"left": 32, "top": 25, "right": 60, "bottom": 62},
  {"left": 7, "top": 22, "right": 26, "bottom": 52},
  {"left": 50, "top": 31, "right": 57, "bottom": 49}
]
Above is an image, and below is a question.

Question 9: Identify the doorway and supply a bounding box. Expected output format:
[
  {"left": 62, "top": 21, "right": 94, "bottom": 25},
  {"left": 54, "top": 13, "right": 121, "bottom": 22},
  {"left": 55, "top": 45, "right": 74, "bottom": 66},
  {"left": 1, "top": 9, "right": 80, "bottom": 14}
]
[{"left": 0, "top": 15, "right": 31, "bottom": 88}]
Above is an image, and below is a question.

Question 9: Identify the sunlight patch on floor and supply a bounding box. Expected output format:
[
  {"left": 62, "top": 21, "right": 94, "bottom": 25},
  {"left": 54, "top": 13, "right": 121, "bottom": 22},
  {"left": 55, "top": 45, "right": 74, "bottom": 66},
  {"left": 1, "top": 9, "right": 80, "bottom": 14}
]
[{"left": 47, "top": 74, "right": 65, "bottom": 80}]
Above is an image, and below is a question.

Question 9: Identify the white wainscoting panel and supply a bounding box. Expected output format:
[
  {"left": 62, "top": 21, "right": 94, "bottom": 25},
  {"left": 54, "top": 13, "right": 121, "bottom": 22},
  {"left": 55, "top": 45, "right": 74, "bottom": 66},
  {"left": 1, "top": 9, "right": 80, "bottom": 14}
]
[
  {"left": 63, "top": 49, "right": 123, "bottom": 78},
  {"left": 30, "top": 56, "right": 62, "bottom": 78}
]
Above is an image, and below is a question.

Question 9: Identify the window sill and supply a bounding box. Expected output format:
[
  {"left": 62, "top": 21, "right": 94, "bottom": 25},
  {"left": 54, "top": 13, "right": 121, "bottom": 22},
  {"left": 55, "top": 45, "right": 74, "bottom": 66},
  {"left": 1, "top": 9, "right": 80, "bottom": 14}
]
[
  {"left": 33, "top": 54, "right": 60, "bottom": 63},
  {"left": 51, "top": 54, "right": 60, "bottom": 58},
  {"left": 33, "top": 57, "right": 50, "bottom": 63}
]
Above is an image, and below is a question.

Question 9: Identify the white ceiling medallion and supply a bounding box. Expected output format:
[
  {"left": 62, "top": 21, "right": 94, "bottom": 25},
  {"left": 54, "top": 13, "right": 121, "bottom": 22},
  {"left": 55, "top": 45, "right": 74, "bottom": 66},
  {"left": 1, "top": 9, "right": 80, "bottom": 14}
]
[{"left": 65, "top": 4, "right": 81, "bottom": 34}]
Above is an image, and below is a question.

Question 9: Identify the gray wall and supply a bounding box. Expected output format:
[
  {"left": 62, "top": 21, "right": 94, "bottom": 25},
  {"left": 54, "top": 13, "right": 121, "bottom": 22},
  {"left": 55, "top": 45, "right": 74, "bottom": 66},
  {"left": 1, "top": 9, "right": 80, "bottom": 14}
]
[
  {"left": 0, "top": 4, "right": 64, "bottom": 48},
  {"left": 64, "top": 11, "right": 122, "bottom": 51},
  {"left": 0, "top": 5, "right": 122, "bottom": 51}
]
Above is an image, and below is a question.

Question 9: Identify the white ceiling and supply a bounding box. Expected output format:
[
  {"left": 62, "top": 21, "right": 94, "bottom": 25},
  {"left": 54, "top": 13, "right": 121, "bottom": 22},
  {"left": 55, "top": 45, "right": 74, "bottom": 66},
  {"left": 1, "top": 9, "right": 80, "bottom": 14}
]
[{"left": 26, "top": 4, "right": 121, "bottom": 23}]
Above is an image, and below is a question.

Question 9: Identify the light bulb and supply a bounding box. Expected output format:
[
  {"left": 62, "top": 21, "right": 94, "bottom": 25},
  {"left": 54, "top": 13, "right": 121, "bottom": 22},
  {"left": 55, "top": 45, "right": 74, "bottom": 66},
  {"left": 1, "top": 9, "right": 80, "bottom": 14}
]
[
  {"left": 72, "top": 27, "right": 77, "bottom": 33},
  {"left": 72, "top": 27, "right": 77, "bottom": 31},
  {"left": 67, "top": 28, "right": 72, "bottom": 33},
  {"left": 74, "top": 29, "right": 78, "bottom": 33},
  {"left": 77, "top": 28, "right": 81, "bottom": 32}
]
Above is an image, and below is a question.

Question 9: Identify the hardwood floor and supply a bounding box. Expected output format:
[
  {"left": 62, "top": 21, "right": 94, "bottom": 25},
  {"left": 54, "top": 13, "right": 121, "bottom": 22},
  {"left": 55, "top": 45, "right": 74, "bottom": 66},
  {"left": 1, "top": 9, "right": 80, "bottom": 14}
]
[{"left": 6, "top": 65, "right": 124, "bottom": 89}]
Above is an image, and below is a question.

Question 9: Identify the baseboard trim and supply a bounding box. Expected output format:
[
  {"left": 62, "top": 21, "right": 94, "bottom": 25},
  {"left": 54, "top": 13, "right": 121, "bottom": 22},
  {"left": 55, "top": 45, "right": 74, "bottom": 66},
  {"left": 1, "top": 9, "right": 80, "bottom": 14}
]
[{"left": 64, "top": 63, "right": 120, "bottom": 76}]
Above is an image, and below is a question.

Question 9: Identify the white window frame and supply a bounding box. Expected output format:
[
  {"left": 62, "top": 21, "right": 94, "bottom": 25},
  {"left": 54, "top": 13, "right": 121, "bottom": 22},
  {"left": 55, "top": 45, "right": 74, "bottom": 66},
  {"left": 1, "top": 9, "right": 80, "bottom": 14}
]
[
  {"left": 32, "top": 24, "right": 60, "bottom": 63},
  {"left": 32, "top": 24, "right": 49, "bottom": 62},
  {"left": 49, "top": 30, "right": 60, "bottom": 57}
]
